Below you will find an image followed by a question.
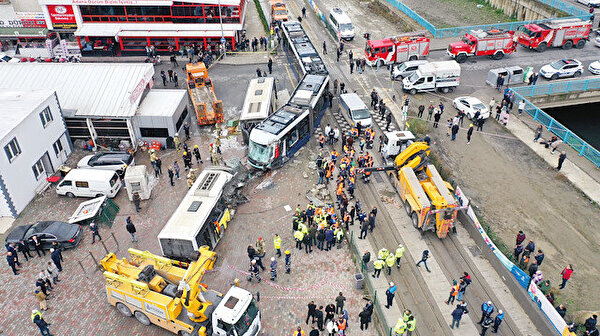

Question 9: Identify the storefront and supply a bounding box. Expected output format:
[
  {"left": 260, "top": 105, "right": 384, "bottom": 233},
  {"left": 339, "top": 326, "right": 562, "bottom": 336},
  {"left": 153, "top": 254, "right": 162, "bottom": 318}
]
[{"left": 40, "top": 0, "right": 246, "bottom": 55}]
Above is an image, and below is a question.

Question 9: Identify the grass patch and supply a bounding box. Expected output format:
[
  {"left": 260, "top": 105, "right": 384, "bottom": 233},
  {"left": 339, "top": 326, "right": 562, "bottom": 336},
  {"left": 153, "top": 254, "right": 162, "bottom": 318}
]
[
  {"left": 473, "top": 208, "right": 512, "bottom": 257},
  {"left": 438, "top": 0, "right": 517, "bottom": 24},
  {"left": 253, "top": 0, "right": 269, "bottom": 33},
  {"left": 408, "top": 118, "right": 429, "bottom": 136},
  {"left": 366, "top": 0, "right": 415, "bottom": 32}
]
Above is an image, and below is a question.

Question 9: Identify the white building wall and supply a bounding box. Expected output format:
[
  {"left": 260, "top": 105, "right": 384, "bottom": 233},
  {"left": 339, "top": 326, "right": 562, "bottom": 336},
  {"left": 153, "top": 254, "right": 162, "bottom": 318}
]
[
  {"left": 0, "top": 92, "right": 71, "bottom": 217},
  {"left": 0, "top": 187, "right": 11, "bottom": 217}
]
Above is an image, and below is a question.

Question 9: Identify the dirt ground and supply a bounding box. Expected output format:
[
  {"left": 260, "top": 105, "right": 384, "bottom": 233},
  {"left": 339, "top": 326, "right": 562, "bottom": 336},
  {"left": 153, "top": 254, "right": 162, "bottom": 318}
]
[
  {"left": 401, "top": 0, "right": 514, "bottom": 28},
  {"left": 416, "top": 109, "right": 600, "bottom": 314}
]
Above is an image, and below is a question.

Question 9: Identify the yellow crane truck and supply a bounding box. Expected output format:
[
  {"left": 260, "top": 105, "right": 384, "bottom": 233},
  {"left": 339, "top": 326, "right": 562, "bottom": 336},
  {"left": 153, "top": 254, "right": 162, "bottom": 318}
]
[
  {"left": 361, "top": 137, "right": 462, "bottom": 238},
  {"left": 101, "top": 247, "right": 261, "bottom": 336},
  {"left": 186, "top": 62, "right": 224, "bottom": 126}
]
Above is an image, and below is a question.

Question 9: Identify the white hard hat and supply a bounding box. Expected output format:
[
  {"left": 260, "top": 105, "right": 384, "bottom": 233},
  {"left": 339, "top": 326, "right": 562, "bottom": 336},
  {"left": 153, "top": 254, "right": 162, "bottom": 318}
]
[
  {"left": 498, "top": 310, "right": 503, "bottom": 314},
  {"left": 389, "top": 282, "right": 394, "bottom": 286},
  {"left": 398, "top": 244, "right": 403, "bottom": 248},
  {"left": 175, "top": 133, "right": 179, "bottom": 136},
  {"left": 271, "top": 257, "right": 275, "bottom": 262},
  {"left": 487, "top": 301, "right": 492, "bottom": 305},
  {"left": 251, "top": 260, "right": 256, "bottom": 264}
]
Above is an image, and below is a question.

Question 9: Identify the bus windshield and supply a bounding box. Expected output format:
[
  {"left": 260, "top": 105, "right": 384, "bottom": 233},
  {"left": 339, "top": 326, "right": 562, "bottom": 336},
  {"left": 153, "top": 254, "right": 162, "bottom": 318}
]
[
  {"left": 234, "top": 300, "right": 259, "bottom": 335},
  {"left": 352, "top": 109, "right": 371, "bottom": 120},
  {"left": 248, "top": 141, "right": 272, "bottom": 163}
]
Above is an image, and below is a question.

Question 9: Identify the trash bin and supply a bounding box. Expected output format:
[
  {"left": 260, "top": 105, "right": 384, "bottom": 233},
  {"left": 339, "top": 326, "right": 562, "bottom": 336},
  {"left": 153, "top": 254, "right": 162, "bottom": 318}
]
[
  {"left": 355, "top": 273, "right": 364, "bottom": 289},
  {"left": 486, "top": 68, "right": 509, "bottom": 87}
]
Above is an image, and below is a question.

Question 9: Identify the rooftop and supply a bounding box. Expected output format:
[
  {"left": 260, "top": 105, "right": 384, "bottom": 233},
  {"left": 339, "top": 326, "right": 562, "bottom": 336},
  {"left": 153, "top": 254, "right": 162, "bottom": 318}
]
[
  {"left": 0, "top": 89, "right": 56, "bottom": 141},
  {"left": 0, "top": 63, "right": 154, "bottom": 118},
  {"left": 136, "top": 89, "right": 187, "bottom": 117}
]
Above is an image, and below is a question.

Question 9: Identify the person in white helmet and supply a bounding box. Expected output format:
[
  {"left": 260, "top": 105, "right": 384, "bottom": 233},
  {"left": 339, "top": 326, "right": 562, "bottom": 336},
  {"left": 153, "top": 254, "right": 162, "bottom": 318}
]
[
  {"left": 492, "top": 309, "right": 504, "bottom": 333},
  {"left": 385, "top": 282, "right": 397, "bottom": 309},
  {"left": 395, "top": 244, "right": 405, "bottom": 269}
]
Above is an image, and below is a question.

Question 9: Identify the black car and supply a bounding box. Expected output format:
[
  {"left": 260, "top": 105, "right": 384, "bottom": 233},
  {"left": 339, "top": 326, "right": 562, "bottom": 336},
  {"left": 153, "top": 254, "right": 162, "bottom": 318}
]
[{"left": 5, "top": 221, "right": 83, "bottom": 250}]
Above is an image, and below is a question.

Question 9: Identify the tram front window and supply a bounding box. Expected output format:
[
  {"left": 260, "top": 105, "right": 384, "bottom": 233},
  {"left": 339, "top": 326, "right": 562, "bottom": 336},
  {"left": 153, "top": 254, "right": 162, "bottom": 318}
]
[{"left": 249, "top": 141, "right": 272, "bottom": 163}]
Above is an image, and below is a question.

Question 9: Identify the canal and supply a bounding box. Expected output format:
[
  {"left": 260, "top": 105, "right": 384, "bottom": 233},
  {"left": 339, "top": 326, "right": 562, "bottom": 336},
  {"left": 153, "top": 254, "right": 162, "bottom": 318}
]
[{"left": 545, "top": 102, "right": 600, "bottom": 150}]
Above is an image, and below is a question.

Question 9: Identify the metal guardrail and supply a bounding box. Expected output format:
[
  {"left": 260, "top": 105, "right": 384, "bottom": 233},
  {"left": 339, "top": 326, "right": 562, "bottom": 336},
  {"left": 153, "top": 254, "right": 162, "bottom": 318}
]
[
  {"left": 382, "top": 0, "right": 591, "bottom": 38},
  {"left": 508, "top": 78, "right": 600, "bottom": 168}
]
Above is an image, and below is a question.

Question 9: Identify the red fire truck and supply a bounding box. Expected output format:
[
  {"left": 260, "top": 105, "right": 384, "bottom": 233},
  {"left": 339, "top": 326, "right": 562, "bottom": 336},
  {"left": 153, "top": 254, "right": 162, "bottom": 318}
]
[
  {"left": 517, "top": 18, "right": 591, "bottom": 51},
  {"left": 447, "top": 29, "right": 516, "bottom": 63},
  {"left": 364, "top": 33, "right": 430, "bottom": 66}
]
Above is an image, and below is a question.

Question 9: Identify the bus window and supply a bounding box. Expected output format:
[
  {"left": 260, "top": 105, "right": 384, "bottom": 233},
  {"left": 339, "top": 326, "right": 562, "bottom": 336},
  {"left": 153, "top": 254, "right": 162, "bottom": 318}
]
[
  {"left": 287, "top": 130, "right": 299, "bottom": 148},
  {"left": 298, "top": 118, "right": 309, "bottom": 139}
]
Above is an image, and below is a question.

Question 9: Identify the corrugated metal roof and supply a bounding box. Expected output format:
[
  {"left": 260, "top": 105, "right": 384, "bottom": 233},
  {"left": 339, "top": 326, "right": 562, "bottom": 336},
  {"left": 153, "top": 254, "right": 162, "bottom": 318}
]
[{"left": 0, "top": 63, "right": 154, "bottom": 118}]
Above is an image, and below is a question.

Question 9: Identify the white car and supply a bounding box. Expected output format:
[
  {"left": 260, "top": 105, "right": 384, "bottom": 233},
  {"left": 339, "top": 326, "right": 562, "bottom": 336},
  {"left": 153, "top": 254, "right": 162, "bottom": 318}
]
[
  {"left": 539, "top": 59, "right": 583, "bottom": 80},
  {"left": 594, "top": 35, "right": 600, "bottom": 48},
  {"left": 589, "top": 60, "right": 600, "bottom": 75},
  {"left": 577, "top": 0, "right": 600, "bottom": 7},
  {"left": 452, "top": 96, "right": 490, "bottom": 119},
  {"left": 392, "top": 60, "right": 428, "bottom": 80},
  {"left": 0, "top": 54, "right": 20, "bottom": 63}
]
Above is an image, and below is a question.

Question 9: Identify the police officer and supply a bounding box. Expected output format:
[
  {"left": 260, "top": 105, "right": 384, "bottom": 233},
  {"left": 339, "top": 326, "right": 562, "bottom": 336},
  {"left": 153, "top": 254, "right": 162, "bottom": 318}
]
[
  {"left": 372, "top": 258, "right": 385, "bottom": 278},
  {"left": 395, "top": 244, "right": 405, "bottom": 269},
  {"left": 386, "top": 253, "right": 396, "bottom": 275},
  {"left": 378, "top": 248, "right": 389, "bottom": 260},
  {"left": 285, "top": 250, "right": 292, "bottom": 273},
  {"left": 273, "top": 234, "right": 282, "bottom": 257},
  {"left": 394, "top": 316, "right": 407, "bottom": 336},
  {"left": 406, "top": 315, "right": 416, "bottom": 336}
]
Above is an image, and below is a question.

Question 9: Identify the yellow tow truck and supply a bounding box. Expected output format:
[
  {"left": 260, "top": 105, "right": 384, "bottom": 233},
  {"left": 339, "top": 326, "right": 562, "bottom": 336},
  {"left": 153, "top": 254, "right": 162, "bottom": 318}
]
[
  {"left": 186, "top": 62, "right": 223, "bottom": 126},
  {"left": 101, "top": 247, "right": 261, "bottom": 336}
]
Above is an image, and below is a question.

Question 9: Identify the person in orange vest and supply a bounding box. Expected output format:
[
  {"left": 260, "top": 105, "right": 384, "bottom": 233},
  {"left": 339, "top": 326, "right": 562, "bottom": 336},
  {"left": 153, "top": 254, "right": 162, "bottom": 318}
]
[
  {"left": 331, "top": 150, "right": 339, "bottom": 164},
  {"left": 319, "top": 134, "right": 325, "bottom": 148},
  {"left": 336, "top": 182, "right": 344, "bottom": 202},
  {"left": 337, "top": 315, "right": 347, "bottom": 335},
  {"left": 445, "top": 280, "right": 459, "bottom": 305},
  {"left": 293, "top": 326, "right": 306, "bottom": 336}
]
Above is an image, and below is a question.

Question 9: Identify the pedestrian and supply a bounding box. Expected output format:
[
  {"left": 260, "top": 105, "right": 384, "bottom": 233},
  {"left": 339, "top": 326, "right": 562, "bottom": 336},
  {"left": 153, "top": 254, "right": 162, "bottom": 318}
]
[
  {"left": 183, "top": 122, "right": 190, "bottom": 140},
  {"left": 336, "top": 315, "right": 347, "bottom": 335},
  {"left": 256, "top": 67, "right": 262, "bottom": 77},
  {"left": 325, "top": 303, "right": 336, "bottom": 323},
  {"left": 393, "top": 244, "right": 405, "bottom": 269},
  {"left": 433, "top": 110, "right": 441, "bottom": 128},
  {"left": 359, "top": 307, "right": 370, "bottom": 330},
  {"left": 418, "top": 104, "right": 425, "bottom": 118},
  {"left": 393, "top": 317, "right": 407, "bottom": 336},
  {"left": 350, "top": 61, "right": 354, "bottom": 74},
  {"left": 516, "top": 230, "right": 526, "bottom": 245},
  {"left": 35, "top": 289, "right": 48, "bottom": 311},
  {"left": 445, "top": 280, "right": 459, "bottom": 305},
  {"left": 309, "top": 326, "right": 319, "bottom": 336},
  {"left": 518, "top": 100, "right": 525, "bottom": 115},
  {"left": 335, "top": 292, "right": 346, "bottom": 314},
  {"left": 50, "top": 248, "right": 62, "bottom": 272},
  {"left": 415, "top": 250, "right": 431, "bottom": 272},
  {"left": 315, "top": 306, "right": 324, "bottom": 331},
  {"left": 302, "top": 6, "right": 306, "bottom": 17},
  {"left": 557, "top": 151, "right": 567, "bottom": 171},
  {"left": 372, "top": 258, "right": 384, "bottom": 278},
  {"left": 30, "top": 235, "right": 45, "bottom": 257},
  {"left": 268, "top": 58, "right": 273, "bottom": 74},
  {"left": 585, "top": 314, "right": 598, "bottom": 332},
  {"left": 125, "top": 216, "right": 138, "bottom": 243},
  {"left": 386, "top": 252, "right": 396, "bottom": 275},
  {"left": 451, "top": 304, "right": 466, "bottom": 329},
  {"left": 36, "top": 277, "right": 49, "bottom": 296},
  {"left": 406, "top": 315, "right": 416, "bottom": 336},
  {"left": 451, "top": 123, "right": 459, "bottom": 141},
  {"left": 368, "top": 212, "right": 376, "bottom": 232},
  {"left": 6, "top": 251, "right": 19, "bottom": 275},
  {"left": 90, "top": 222, "right": 102, "bottom": 244},
  {"left": 534, "top": 125, "right": 543, "bottom": 142},
  {"left": 479, "top": 301, "right": 494, "bottom": 324},
  {"left": 457, "top": 279, "right": 467, "bottom": 301},
  {"left": 133, "top": 192, "right": 141, "bottom": 213},
  {"left": 559, "top": 264, "right": 573, "bottom": 289},
  {"left": 173, "top": 72, "right": 179, "bottom": 87},
  {"left": 524, "top": 240, "right": 535, "bottom": 256},
  {"left": 39, "top": 269, "right": 53, "bottom": 291},
  {"left": 270, "top": 257, "right": 277, "bottom": 281},
  {"left": 322, "top": 41, "right": 327, "bottom": 54},
  {"left": 168, "top": 166, "right": 175, "bottom": 186},
  {"left": 306, "top": 301, "right": 317, "bottom": 324},
  {"left": 359, "top": 219, "right": 368, "bottom": 239},
  {"left": 285, "top": 250, "right": 292, "bottom": 273},
  {"left": 274, "top": 233, "right": 282, "bottom": 257},
  {"left": 167, "top": 68, "right": 174, "bottom": 82},
  {"left": 528, "top": 260, "right": 538, "bottom": 277},
  {"left": 481, "top": 315, "right": 493, "bottom": 336},
  {"left": 427, "top": 102, "right": 434, "bottom": 120},
  {"left": 349, "top": 49, "right": 353, "bottom": 62},
  {"left": 496, "top": 74, "right": 504, "bottom": 90},
  {"left": 466, "top": 123, "right": 474, "bottom": 144},
  {"left": 247, "top": 259, "right": 261, "bottom": 283},
  {"left": 31, "top": 309, "right": 51, "bottom": 336},
  {"left": 534, "top": 250, "right": 545, "bottom": 266},
  {"left": 336, "top": 47, "right": 342, "bottom": 62},
  {"left": 492, "top": 310, "right": 504, "bottom": 333},
  {"left": 47, "top": 261, "right": 59, "bottom": 284},
  {"left": 362, "top": 250, "right": 371, "bottom": 269},
  {"left": 385, "top": 282, "right": 397, "bottom": 309},
  {"left": 173, "top": 161, "right": 181, "bottom": 179},
  {"left": 385, "top": 112, "right": 392, "bottom": 131}
]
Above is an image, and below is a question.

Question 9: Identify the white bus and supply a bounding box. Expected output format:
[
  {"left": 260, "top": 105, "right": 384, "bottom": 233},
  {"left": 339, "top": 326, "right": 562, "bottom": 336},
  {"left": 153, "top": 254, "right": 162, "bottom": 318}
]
[
  {"left": 158, "top": 167, "right": 235, "bottom": 261},
  {"left": 240, "top": 77, "right": 277, "bottom": 144}
]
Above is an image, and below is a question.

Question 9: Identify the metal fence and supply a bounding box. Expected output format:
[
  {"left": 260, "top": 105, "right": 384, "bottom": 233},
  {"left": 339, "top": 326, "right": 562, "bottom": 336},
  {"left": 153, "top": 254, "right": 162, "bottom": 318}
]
[
  {"left": 382, "top": 0, "right": 591, "bottom": 38},
  {"left": 508, "top": 78, "right": 600, "bottom": 167}
]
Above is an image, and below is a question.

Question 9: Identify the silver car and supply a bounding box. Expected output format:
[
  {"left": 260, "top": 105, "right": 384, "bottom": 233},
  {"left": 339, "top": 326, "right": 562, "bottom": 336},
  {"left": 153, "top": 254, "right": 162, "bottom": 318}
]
[
  {"left": 77, "top": 152, "right": 134, "bottom": 174},
  {"left": 392, "top": 60, "right": 428, "bottom": 80}
]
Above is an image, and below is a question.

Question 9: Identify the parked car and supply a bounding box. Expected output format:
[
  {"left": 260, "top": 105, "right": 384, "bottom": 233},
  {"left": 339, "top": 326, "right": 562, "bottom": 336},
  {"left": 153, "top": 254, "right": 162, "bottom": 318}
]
[
  {"left": 77, "top": 152, "right": 134, "bottom": 174},
  {"left": 577, "top": 0, "right": 600, "bottom": 7},
  {"left": 392, "top": 60, "right": 429, "bottom": 80},
  {"left": 56, "top": 169, "right": 122, "bottom": 198},
  {"left": 0, "top": 54, "right": 20, "bottom": 63},
  {"left": 452, "top": 96, "right": 490, "bottom": 119},
  {"left": 5, "top": 221, "right": 83, "bottom": 250},
  {"left": 589, "top": 60, "right": 600, "bottom": 75},
  {"left": 540, "top": 59, "right": 583, "bottom": 80},
  {"left": 594, "top": 35, "right": 600, "bottom": 48}
]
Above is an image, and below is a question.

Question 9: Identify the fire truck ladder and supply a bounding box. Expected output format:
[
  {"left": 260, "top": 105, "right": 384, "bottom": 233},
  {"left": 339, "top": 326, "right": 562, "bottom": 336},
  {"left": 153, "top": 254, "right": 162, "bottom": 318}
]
[{"left": 387, "top": 31, "right": 429, "bottom": 43}]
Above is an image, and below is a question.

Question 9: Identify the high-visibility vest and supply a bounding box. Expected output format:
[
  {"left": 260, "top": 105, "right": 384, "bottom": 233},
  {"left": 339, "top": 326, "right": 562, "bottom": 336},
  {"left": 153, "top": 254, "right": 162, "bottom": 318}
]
[
  {"left": 337, "top": 319, "right": 347, "bottom": 330},
  {"left": 294, "top": 230, "right": 304, "bottom": 241},
  {"left": 298, "top": 223, "right": 308, "bottom": 234},
  {"left": 406, "top": 318, "right": 416, "bottom": 331},
  {"left": 386, "top": 255, "right": 396, "bottom": 267},
  {"left": 403, "top": 312, "right": 412, "bottom": 322},
  {"left": 394, "top": 318, "right": 407, "bottom": 334},
  {"left": 31, "top": 310, "right": 43, "bottom": 322},
  {"left": 450, "top": 285, "right": 459, "bottom": 296},
  {"left": 378, "top": 248, "right": 389, "bottom": 260},
  {"left": 274, "top": 236, "right": 282, "bottom": 249},
  {"left": 395, "top": 246, "right": 406, "bottom": 258},
  {"left": 374, "top": 259, "right": 385, "bottom": 270},
  {"left": 336, "top": 229, "right": 344, "bottom": 241}
]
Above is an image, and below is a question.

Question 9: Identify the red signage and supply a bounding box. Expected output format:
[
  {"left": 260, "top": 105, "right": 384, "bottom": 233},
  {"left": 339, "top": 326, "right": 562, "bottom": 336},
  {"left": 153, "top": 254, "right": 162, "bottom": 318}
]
[{"left": 47, "top": 5, "right": 77, "bottom": 29}]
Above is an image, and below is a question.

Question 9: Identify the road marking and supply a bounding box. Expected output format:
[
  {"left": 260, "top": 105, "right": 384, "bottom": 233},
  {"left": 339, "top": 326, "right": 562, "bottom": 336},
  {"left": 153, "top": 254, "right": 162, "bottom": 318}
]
[{"left": 284, "top": 63, "right": 295, "bottom": 88}]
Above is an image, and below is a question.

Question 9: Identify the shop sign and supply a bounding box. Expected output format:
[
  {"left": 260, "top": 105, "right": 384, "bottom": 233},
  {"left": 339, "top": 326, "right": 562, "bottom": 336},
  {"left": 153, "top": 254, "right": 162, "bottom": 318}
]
[
  {"left": 47, "top": 5, "right": 78, "bottom": 29},
  {"left": 71, "top": 0, "right": 172, "bottom": 5},
  {"left": 0, "top": 12, "right": 46, "bottom": 28}
]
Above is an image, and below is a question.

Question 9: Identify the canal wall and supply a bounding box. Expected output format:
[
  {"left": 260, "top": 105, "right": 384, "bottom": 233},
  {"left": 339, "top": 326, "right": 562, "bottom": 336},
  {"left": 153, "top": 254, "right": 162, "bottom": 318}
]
[{"left": 487, "top": 0, "right": 569, "bottom": 21}]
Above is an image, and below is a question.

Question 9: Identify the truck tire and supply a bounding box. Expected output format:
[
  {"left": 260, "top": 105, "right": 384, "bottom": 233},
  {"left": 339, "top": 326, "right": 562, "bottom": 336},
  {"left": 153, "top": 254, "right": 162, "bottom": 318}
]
[
  {"left": 575, "top": 39, "right": 586, "bottom": 49},
  {"left": 377, "top": 59, "right": 385, "bottom": 68},
  {"left": 440, "top": 87, "right": 450, "bottom": 94},
  {"left": 536, "top": 42, "right": 548, "bottom": 52},
  {"left": 563, "top": 40, "right": 573, "bottom": 50},
  {"left": 179, "top": 331, "right": 192, "bottom": 336},
  {"left": 116, "top": 303, "right": 132, "bottom": 317},
  {"left": 134, "top": 311, "right": 151, "bottom": 326},
  {"left": 409, "top": 89, "right": 417, "bottom": 95},
  {"left": 455, "top": 54, "right": 467, "bottom": 63},
  {"left": 411, "top": 213, "right": 419, "bottom": 229},
  {"left": 66, "top": 192, "right": 75, "bottom": 198},
  {"left": 404, "top": 200, "right": 412, "bottom": 215},
  {"left": 492, "top": 52, "right": 504, "bottom": 60}
]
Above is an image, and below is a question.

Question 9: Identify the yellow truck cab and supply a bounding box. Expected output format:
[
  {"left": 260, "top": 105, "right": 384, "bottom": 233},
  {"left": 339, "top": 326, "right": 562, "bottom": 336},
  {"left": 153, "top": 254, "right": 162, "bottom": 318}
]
[{"left": 270, "top": 0, "right": 288, "bottom": 21}]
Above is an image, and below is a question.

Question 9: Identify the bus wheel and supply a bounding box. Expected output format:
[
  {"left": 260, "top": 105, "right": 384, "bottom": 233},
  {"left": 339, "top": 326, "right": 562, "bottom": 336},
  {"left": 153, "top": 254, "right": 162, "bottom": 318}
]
[
  {"left": 411, "top": 213, "right": 419, "bottom": 228},
  {"left": 134, "top": 311, "right": 151, "bottom": 326},
  {"left": 116, "top": 303, "right": 132, "bottom": 317}
]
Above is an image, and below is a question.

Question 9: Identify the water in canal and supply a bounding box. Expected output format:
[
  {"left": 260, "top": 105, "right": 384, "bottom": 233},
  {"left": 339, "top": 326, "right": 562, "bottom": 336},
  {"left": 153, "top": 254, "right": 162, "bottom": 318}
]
[{"left": 544, "top": 102, "right": 600, "bottom": 150}]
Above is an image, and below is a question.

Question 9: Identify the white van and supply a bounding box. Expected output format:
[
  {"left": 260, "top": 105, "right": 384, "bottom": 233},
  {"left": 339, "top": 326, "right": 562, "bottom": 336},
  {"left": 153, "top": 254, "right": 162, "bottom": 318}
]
[
  {"left": 56, "top": 169, "right": 122, "bottom": 198},
  {"left": 328, "top": 8, "right": 355, "bottom": 41},
  {"left": 339, "top": 93, "right": 372, "bottom": 127}
]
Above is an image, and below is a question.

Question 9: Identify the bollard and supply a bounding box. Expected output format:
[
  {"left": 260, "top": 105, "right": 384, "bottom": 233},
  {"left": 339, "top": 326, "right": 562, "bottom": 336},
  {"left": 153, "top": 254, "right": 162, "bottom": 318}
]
[{"left": 256, "top": 291, "right": 260, "bottom": 302}]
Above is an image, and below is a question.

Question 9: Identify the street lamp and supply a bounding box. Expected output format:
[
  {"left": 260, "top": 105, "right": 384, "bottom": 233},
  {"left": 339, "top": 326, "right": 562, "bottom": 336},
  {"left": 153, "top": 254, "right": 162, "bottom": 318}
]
[{"left": 218, "top": 0, "right": 226, "bottom": 57}]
